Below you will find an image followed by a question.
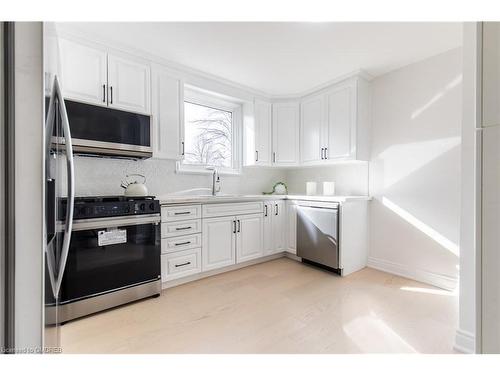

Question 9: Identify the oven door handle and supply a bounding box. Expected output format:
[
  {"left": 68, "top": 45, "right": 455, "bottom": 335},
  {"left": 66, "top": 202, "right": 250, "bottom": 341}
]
[{"left": 71, "top": 215, "right": 161, "bottom": 231}]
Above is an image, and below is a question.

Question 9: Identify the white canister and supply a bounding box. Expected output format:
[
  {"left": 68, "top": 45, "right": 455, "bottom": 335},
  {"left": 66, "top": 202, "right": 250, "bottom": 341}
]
[
  {"left": 306, "top": 182, "right": 317, "bottom": 196},
  {"left": 323, "top": 181, "right": 335, "bottom": 196}
]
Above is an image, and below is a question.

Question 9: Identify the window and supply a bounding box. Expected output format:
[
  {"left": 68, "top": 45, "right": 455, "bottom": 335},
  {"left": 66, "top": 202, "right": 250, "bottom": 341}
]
[{"left": 178, "top": 89, "right": 241, "bottom": 174}]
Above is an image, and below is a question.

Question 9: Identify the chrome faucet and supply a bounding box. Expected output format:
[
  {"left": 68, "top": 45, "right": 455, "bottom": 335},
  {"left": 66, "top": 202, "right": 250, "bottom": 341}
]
[{"left": 211, "top": 168, "right": 221, "bottom": 196}]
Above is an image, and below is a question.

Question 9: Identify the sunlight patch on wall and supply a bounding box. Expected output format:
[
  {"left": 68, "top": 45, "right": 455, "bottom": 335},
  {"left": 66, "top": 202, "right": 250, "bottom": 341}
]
[
  {"left": 376, "top": 136, "right": 461, "bottom": 189},
  {"left": 411, "top": 74, "right": 463, "bottom": 120},
  {"left": 382, "top": 197, "right": 459, "bottom": 256}
]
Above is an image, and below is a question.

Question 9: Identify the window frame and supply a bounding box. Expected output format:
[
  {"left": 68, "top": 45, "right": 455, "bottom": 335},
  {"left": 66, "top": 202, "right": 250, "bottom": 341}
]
[{"left": 176, "top": 88, "right": 242, "bottom": 175}]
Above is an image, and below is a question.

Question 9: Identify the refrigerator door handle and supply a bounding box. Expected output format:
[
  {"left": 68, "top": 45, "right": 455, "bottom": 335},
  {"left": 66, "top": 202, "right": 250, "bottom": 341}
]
[{"left": 53, "top": 76, "right": 75, "bottom": 297}]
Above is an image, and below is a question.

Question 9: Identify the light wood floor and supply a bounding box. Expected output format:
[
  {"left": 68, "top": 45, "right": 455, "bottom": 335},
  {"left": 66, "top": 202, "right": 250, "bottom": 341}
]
[{"left": 61, "top": 258, "right": 458, "bottom": 354}]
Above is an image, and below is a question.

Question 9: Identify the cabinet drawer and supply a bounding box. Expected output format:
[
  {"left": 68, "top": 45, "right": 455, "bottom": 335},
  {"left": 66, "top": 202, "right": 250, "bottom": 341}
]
[
  {"left": 161, "top": 204, "right": 202, "bottom": 222},
  {"left": 161, "top": 248, "right": 201, "bottom": 282},
  {"left": 161, "top": 219, "right": 201, "bottom": 238},
  {"left": 203, "top": 201, "right": 264, "bottom": 218},
  {"left": 162, "top": 233, "right": 202, "bottom": 254}
]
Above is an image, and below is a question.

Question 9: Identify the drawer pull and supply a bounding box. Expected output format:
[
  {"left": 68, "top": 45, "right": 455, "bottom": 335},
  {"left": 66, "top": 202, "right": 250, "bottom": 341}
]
[
  {"left": 175, "top": 261, "right": 191, "bottom": 268},
  {"left": 176, "top": 226, "right": 192, "bottom": 231},
  {"left": 174, "top": 241, "right": 191, "bottom": 246},
  {"left": 174, "top": 211, "right": 192, "bottom": 215}
]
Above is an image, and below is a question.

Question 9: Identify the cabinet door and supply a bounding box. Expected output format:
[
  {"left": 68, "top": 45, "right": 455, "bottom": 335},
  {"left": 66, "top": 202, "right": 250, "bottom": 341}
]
[
  {"left": 152, "top": 67, "right": 184, "bottom": 159},
  {"left": 326, "top": 81, "right": 356, "bottom": 160},
  {"left": 254, "top": 100, "right": 272, "bottom": 165},
  {"left": 58, "top": 38, "right": 107, "bottom": 106},
  {"left": 287, "top": 203, "right": 297, "bottom": 254},
  {"left": 202, "top": 216, "right": 236, "bottom": 271},
  {"left": 272, "top": 201, "right": 286, "bottom": 251},
  {"left": 272, "top": 102, "right": 300, "bottom": 166},
  {"left": 236, "top": 214, "right": 264, "bottom": 263},
  {"left": 483, "top": 23, "right": 500, "bottom": 128},
  {"left": 263, "top": 202, "right": 274, "bottom": 255},
  {"left": 107, "top": 54, "right": 151, "bottom": 114},
  {"left": 301, "top": 94, "right": 326, "bottom": 164}
]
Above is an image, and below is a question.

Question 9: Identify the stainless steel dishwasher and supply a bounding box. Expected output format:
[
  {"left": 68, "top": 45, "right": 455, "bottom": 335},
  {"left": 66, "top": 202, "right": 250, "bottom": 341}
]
[{"left": 297, "top": 203, "right": 340, "bottom": 272}]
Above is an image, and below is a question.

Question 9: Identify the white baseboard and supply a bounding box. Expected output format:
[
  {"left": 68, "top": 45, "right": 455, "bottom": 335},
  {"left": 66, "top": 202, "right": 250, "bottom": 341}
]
[
  {"left": 367, "top": 257, "right": 458, "bottom": 291},
  {"left": 454, "top": 329, "right": 476, "bottom": 354}
]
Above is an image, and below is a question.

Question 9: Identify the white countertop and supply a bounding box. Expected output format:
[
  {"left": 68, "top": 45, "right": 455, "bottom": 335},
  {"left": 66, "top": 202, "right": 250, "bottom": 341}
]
[{"left": 158, "top": 194, "right": 371, "bottom": 205}]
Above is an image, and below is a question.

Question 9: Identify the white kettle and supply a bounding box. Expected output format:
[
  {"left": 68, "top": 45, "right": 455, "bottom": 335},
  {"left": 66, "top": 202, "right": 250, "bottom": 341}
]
[{"left": 121, "top": 174, "right": 149, "bottom": 196}]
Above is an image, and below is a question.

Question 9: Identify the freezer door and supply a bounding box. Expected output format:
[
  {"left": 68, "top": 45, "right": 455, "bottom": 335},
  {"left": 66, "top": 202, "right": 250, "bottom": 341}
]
[{"left": 297, "top": 206, "right": 339, "bottom": 269}]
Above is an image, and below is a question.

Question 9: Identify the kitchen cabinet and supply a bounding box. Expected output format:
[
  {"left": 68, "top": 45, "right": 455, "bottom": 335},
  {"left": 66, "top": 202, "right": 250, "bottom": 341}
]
[
  {"left": 107, "top": 54, "right": 151, "bottom": 114},
  {"left": 272, "top": 102, "right": 300, "bottom": 166},
  {"left": 58, "top": 38, "right": 107, "bottom": 106},
  {"left": 161, "top": 248, "right": 201, "bottom": 282},
  {"left": 263, "top": 200, "right": 286, "bottom": 255},
  {"left": 483, "top": 22, "right": 500, "bottom": 128},
  {"left": 254, "top": 100, "right": 273, "bottom": 165},
  {"left": 152, "top": 66, "right": 184, "bottom": 159},
  {"left": 236, "top": 213, "right": 264, "bottom": 263},
  {"left": 300, "top": 77, "right": 370, "bottom": 163},
  {"left": 286, "top": 201, "right": 297, "bottom": 254},
  {"left": 202, "top": 216, "right": 236, "bottom": 271},
  {"left": 58, "top": 37, "right": 151, "bottom": 114},
  {"left": 300, "top": 94, "right": 326, "bottom": 163}
]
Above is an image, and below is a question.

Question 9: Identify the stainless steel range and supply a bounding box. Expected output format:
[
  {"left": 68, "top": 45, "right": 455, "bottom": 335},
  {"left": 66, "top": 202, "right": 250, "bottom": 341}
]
[{"left": 45, "top": 195, "right": 161, "bottom": 324}]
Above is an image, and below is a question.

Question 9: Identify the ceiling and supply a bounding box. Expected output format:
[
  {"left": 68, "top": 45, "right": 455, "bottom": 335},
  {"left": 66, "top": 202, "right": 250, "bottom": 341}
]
[{"left": 60, "top": 22, "right": 463, "bottom": 96}]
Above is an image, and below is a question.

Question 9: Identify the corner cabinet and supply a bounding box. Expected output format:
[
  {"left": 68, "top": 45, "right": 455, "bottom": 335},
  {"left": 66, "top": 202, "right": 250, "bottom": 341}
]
[
  {"left": 151, "top": 66, "right": 184, "bottom": 159},
  {"left": 253, "top": 100, "right": 273, "bottom": 166},
  {"left": 272, "top": 102, "right": 300, "bottom": 166},
  {"left": 300, "top": 76, "right": 371, "bottom": 163},
  {"left": 57, "top": 37, "right": 151, "bottom": 115}
]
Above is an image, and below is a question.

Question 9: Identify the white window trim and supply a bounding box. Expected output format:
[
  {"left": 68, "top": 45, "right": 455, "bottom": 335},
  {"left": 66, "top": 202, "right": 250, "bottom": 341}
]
[{"left": 176, "top": 88, "right": 242, "bottom": 176}]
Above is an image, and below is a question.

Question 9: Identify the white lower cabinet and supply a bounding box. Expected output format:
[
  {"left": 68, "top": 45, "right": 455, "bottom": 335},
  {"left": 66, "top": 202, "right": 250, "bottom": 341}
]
[
  {"left": 286, "top": 202, "right": 297, "bottom": 254},
  {"left": 263, "top": 200, "right": 287, "bottom": 255},
  {"left": 236, "top": 213, "right": 264, "bottom": 263},
  {"left": 202, "top": 216, "right": 237, "bottom": 271},
  {"left": 161, "top": 248, "right": 201, "bottom": 282}
]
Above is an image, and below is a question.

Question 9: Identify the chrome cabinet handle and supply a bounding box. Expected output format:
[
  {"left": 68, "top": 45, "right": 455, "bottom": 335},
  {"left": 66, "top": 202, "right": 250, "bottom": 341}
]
[
  {"left": 109, "top": 86, "right": 113, "bottom": 104},
  {"left": 233, "top": 220, "right": 237, "bottom": 234},
  {"left": 176, "top": 226, "right": 192, "bottom": 231},
  {"left": 102, "top": 84, "right": 106, "bottom": 103},
  {"left": 264, "top": 205, "right": 268, "bottom": 217},
  {"left": 237, "top": 220, "right": 241, "bottom": 233},
  {"left": 181, "top": 141, "right": 185, "bottom": 156},
  {"left": 325, "top": 147, "right": 328, "bottom": 159},
  {"left": 321, "top": 148, "right": 324, "bottom": 159},
  {"left": 174, "top": 211, "right": 191, "bottom": 215},
  {"left": 275, "top": 204, "right": 278, "bottom": 216},
  {"left": 255, "top": 150, "right": 258, "bottom": 162},
  {"left": 175, "top": 261, "right": 191, "bottom": 268}
]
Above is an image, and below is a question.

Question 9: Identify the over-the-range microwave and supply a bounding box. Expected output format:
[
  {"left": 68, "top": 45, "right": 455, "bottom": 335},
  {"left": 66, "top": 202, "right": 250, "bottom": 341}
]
[{"left": 55, "top": 99, "right": 152, "bottom": 159}]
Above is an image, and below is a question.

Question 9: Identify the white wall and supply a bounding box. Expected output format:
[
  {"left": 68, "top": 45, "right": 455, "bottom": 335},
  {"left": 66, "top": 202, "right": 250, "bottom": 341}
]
[
  {"left": 284, "top": 163, "right": 369, "bottom": 196},
  {"left": 368, "top": 47, "right": 463, "bottom": 290},
  {"left": 71, "top": 157, "right": 287, "bottom": 197}
]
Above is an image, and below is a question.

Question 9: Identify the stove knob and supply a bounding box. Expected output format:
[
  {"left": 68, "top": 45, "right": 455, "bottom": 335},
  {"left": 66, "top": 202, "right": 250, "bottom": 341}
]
[
  {"left": 149, "top": 203, "right": 156, "bottom": 211},
  {"left": 139, "top": 203, "right": 146, "bottom": 211}
]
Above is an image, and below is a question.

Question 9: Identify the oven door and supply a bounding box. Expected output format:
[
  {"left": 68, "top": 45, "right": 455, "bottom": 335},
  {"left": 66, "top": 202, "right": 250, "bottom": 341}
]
[
  {"left": 65, "top": 99, "right": 152, "bottom": 158},
  {"left": 58, "top": 215, "right": 161, "bottom": 304}
]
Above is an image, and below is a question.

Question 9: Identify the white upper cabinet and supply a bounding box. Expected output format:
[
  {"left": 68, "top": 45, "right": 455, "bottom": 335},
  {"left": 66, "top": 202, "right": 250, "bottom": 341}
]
[
  {"left": 272, "top": 102, "right": 300, "bottom": 166},
  {"left": 107, "top": 54, "right": 151, "bottom": 114},
  {"left": 300, "top": 94, "right": 326, "bottom": 164},
  {"left": 57, "top": 38, "right": 151, "bottom": 115},
  {"left": 151, "top": 66, "right": 184, "bottom": 159},
  {"left": 483, "top": 22, "right": 500, "bottom": 128},
  {"left": 326, "top": 80, "right": 356, "bottom": 159},
  {"left": 58, "top": 38, "right": 107, "bottom": 106},
  {"left": 254, "top": 100, "right": 273, "bottom": 165},
  {"left": 300, "top": 76, "right": 371, "bottom": 163}
]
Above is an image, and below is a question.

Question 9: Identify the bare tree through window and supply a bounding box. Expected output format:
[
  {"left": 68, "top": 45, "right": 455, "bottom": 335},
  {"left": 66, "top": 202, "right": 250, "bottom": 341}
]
[{"left": 184, "top": 101, "right": 232, "bottom": 168}]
